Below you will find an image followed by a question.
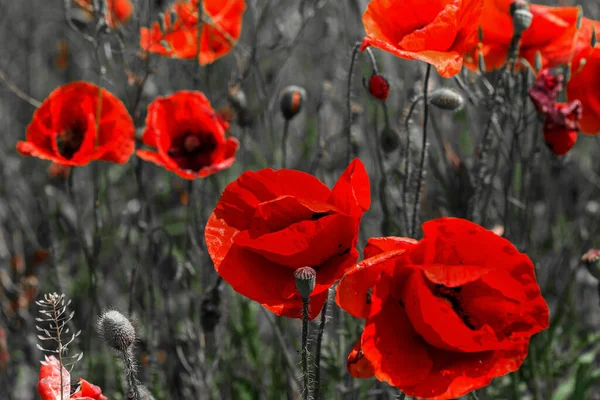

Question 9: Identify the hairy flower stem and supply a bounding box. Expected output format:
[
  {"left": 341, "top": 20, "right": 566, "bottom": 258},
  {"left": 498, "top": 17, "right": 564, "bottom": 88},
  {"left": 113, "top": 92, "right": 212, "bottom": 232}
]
[
  {"left": 312, "top": 296, "right": 329, "bottom": 399},
  {"left": 394, "top": 392, "right": 406, "bottom": 400},
  {"left": 122, "top": 348, "right": 141, "bottom": 399},
  {"left": 301, "top": 297, "right": 311, "bottom": 400},
  {"left": 411, "top": 64, "right": 432, "bottom": 237},
  {"left": 282, "top": 119, "right": 290, "bottom": 168},
  {"left": 345, "top": 42, "right": 362, "bottom": 166},
  {"left": 468, "top": 391, "right": 480, "bottom": 400},
  {"left": 403, "top": 95, "right": 423, "bottom": 236}
]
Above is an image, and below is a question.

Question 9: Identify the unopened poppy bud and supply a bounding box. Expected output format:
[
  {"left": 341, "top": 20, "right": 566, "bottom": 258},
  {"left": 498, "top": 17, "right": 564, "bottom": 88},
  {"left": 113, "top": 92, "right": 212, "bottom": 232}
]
[
  {"left": 367, "top": 74, "right": 390, "bottom": 101},
  {"left": 478, "top": 52, "right": 486, "bottom": 73},
  {"left": 294, "top": 267, "right": 316, "bottom": 299},
  {"left": 380, "top": 126, "right": 400, "bottom": 152},
  {"left": 97, "top": 310, "right": 136, "bottom": 352},
  {"left": 429, "top": 88, "right": 464, "bottom": 111},
  {"left": 280, "top": 85, "right": 306, "bottom": 120}
]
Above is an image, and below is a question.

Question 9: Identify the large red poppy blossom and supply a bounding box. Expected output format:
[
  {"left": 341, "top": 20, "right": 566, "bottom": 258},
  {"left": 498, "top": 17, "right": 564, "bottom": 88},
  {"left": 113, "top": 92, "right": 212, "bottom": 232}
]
[
  {"left": 140, "top": 0, "right": 246, "bottom": 65},
  {"left": 567, "top": 47, "right": 600, "bottom": 134},
  {"left": 73, "top": 0, "right": 134, "bottom": 28},
  {"left": 464, "top": 0, "right": 579, "bottom": 72},
  {"left": 38, "top": 355, "right": 108, "bottom": 400},
  {"left": 137, "top": 91, "right": 239, "bottom": 180},
  {"left": 361, "top": 0, "right": 483, "bottom": 78},
  {"left": 205, "top": 159, "right": 371, "bottom": 320},
  {"left": 16, "top": 81, "right": 135, "bottom": 166},
  {"left": 529, "top": 69, "right": 582, "bottom": 155},
  {"left": 336, "top": 218, "right": 549, "bottom": 400}
]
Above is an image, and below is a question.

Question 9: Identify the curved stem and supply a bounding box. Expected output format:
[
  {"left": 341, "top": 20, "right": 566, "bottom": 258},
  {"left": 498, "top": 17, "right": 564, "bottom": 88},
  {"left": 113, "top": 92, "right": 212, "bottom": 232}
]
[
  {"left": 301, "top": 298, "right": 311, "bottom": 400},
  {"left": 345, "top": 42, "right": 362, "bottom": 166},
  {"left": 312, "top": 296, "right": 329, "bottom": 399},
  {"left": 410, "top": 64, "right": 432, "bottom": 237},
  {"left": 402, "top": 94, "right": 424, "bottom": 236}
]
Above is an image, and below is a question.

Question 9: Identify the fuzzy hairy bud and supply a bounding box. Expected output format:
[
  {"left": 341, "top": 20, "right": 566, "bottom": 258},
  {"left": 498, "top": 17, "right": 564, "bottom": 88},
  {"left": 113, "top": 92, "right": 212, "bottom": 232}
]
[
  {"left": 429, "top": 88, "right": 464, "bottom": 111},
  {"left": 97, "top": 310, "right": 136, "bottom": 352}
]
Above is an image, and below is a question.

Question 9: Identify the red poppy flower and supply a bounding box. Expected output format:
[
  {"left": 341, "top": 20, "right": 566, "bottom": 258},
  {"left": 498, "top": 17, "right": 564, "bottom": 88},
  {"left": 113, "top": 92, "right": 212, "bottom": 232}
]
[
  {"left": 73, "top": 0, "right": 134, "bottom": 28},
  {"left": 529, "top": 69, "right": 582, "bottom": 155},
  {"left": 567, "top": 47, "right": 600, "bottom": 134},
  {"left": 465, "top": 0, "right": 579, "bottom": 71},
  {"left": 347, "top": 338, "right": 375, "bottom": 378},
  {"left": 16, "top": 81, "right": 135, "bottom": 166},
  {"left": 205, "top": 159, "right": 371, "bottom": 320},
  {"left": 38, "top": 356, "right": 108, "bottom": 400},
  {"left": 140, "top": 0, "right": 246, "bottom": 65},
  {"left": 336, "top": 218, "right": 549, "bottom": 400},
  {"left": 361, "top": 0, "right": 483, "bottom": 78},
  {"left": 137, "top": 91, "right": 239, "bottom": 180}
]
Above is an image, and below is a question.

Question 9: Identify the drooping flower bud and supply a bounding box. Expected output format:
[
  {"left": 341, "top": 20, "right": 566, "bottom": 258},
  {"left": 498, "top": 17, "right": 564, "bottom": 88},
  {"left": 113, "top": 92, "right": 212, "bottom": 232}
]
[
  {"left": 280, "top": 85, "right": 306, "bottom": 120},
  {"left": 380, "top": 126, "right": 400, "bottom": 152},
  {"left": 294, "top": 267, "right": 316, "bottom": 299},
  {"left": 510, "top": 0, "right": 533, "bottom": 35},
  {"left": 429, "top": 88, "right": 464, "bottom": 111},
  {"left": 367, "top": 74, "right": 390, "bottom": 101},
  {"left": 97, "top": 310, "right": 136, "bottom": 352}
]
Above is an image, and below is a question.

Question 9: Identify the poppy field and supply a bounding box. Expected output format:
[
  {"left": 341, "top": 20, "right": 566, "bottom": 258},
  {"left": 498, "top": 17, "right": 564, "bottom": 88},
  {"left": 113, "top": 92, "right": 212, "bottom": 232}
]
[{"left": 3, "top": 0, "right": 600, "bottom": 399}]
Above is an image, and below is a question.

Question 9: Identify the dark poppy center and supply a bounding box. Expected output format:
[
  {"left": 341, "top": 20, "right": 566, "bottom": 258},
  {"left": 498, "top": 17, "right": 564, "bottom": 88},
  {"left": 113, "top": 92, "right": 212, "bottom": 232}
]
[
  {"left": 56, "top": 121, "right": 86, "bottom": 159},
  {"left": 433, "top": 284, "right": 477, "bottom": 330},
  {"left": 167, "top": 132, "right": 217, "bottom": 171}
]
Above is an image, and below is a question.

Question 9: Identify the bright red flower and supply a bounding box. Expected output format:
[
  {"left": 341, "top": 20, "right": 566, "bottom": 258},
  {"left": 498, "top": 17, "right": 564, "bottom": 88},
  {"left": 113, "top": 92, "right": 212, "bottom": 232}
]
[
  {"left": 361, "top": 0, "right": 483, "bottom": 78},
  {"left": 137, "top": 91, "right": 239, "bottom": 180},
  {"left": 465, "top": 0, "right": 579, "bottom": 71},
  {"left": 140, "top": 0, "right": 246, "bottom": 65},
  {"left": 367, "top": 74, "right": 389, "bottom": 101},
  {"left": 336, "top": 218, "right": 549, "bottom": 400},
  {"left": 73, "top": 0, "right": 134, "bottom": 28},
  {"left": 529, "top": 69, "right": 581, "bottom": 155},
  {"left": 38, "top": 355, "right": 108, "bottom": 400},
  {"left": 347, "top": 338, "right": 375, "bottom": 378},
  {"left": 567, "top": 47, "right": 600, "bottom": 134},
  {"left": 205, "top": 159, "right": 371, "bottom": 320},
  {"left": 16, "top": 82, "right": 135, "bottom": 166}
]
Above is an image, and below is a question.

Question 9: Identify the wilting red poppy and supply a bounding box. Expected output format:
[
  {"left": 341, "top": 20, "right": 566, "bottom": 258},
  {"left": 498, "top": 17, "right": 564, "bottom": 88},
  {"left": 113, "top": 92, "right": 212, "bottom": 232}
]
[
  {"left": 137, "top": 91, "right": 239, "bottom": 180},
  {"left": 465, "top": 0, "right": 579, "bottom": 71},
  {"left": 361, "top": 0, "right": 483, "bottom": 78},
  {"left": 529, "top": 69, "right": 582, "bottom": 155},
  {"left": 336, "top": 218, "right": 549, "bottom": 399},
  {"left": 205, "top": 159, "right": 371, "bottom": 320},
  {"left": 140, "top": 0, "right": 246, "bottom": 65},
  {"left": 17, "top": 82, "right": 135, "bottom": 166},
  {"left": 567, "top": 47, "right": 600, "bottom": 134},
  {"left": 73, "top": 0, "right": 133, "bottom": 28},
  {"left": 38, "top": 355, "right": 108, "bottom": 400}
]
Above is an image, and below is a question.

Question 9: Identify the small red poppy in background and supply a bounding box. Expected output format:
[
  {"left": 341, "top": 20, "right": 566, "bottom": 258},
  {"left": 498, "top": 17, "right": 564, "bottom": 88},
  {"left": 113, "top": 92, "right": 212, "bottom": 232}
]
[
  {"left": 465, "top": 0, "right": 579, "bottom": 72},
  {"left": 137, "top": 91, "right": 239, "bottom": 180},
  {"left": 140, "top": 0, "right": 246, "bottom": 65},
  {"left": 73, "top": 0, "right": 134, "bottom": 28},
  {"left": 17, "top": 81, "right": 135, "bottom": 166},
  {"left": 529, "top": 69, "right": 582, "bottom": 155},
  {"left": 205, "top": 159, "right": 371, "bottom": 320},
  {"left": 38, "top": 355, "right": 107, "bottom": 400},
  {"left": 361, "top": 0, "right": 483, "bottom": 78},
  {"left": 336, "top": 218, "right": 549, "bottom": 400},
  {"left": 567, "top": 48, "right": 600, "bottom": 135}
]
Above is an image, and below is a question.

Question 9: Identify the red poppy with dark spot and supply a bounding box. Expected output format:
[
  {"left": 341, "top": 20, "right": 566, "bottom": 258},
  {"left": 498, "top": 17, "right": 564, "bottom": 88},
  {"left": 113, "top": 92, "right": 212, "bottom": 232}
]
[
  {"left": 336, "top": 218, "right": 549, "bottom": 400},
  {"left": 529, "top": 69, "right": 582, "bottom": 155},
  {"left": 361, "top": 0, "right": 483, "bottom": 78},
  {"left": 38, "top": 355, "right": 108, "bottom": 400},
  {"left": 137, "top": 91, "right": 239, "bottom": 180},
  {"left": 205, "top": 159, "right": 371, "bottom": 320},
  {"left": 465, "top": 1, "right": 579, "bottom": 72},
  {"left": 73, "top": 0, "right": 134, "bottom": 28},
  {"left": 568, "top": 47, "right": 600, "bottom": 135},
  {"left": 140, "top": 0, "right": 246, "bottom": 65},
  {"left": 367, "top": 74, "right": 389, "bottom": 101},
  {"left": 17, "top": 82, "right": 135, "bottom": 166}
]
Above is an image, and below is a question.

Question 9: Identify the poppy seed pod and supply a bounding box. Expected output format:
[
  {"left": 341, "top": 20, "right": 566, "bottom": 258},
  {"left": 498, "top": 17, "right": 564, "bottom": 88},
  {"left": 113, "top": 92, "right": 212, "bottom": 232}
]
[
  {"left": 429, "top": 88, "right": 464, "bottom": 111},
  {"left": 380, "top": 126, "right": 400, "bottom": 152},
  {"left": 294, "top": 267, "right": 316, "bottom": 299},
  {"left": 510, "top": 1, "right": 532, "bottom": 35},
  {"left": 280, "top": 85, "right": 306, "bottom": 120},
  {"left": 367, "top": 74, "right": 390, "bottom": 101},
  {"left": 97, "top": 310, "right": 136, "bottom": 351}
]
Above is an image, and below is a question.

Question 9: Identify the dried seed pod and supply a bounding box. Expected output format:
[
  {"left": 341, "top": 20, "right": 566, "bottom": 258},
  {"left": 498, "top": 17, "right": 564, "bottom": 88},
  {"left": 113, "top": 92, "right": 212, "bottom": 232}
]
[
  {"left": 294, "top": 267, "right": 316, "bottom": 299},
  {"left": 367, "top": 74, "right": 390, "bottom": 101},
  {"left": 280, "top": 85, "right": 306, "bottom": 120},
  {"left": 429, "top": 88, "right": 464, "bottom": 111}
]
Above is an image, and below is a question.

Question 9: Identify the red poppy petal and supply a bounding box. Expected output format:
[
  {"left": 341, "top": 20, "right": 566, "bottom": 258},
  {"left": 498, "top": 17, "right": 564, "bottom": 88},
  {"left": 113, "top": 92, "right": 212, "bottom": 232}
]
[
  {"left": 398, "top": 4, "right": 459, "bottom": 53},
  {"left": 363, "top": 236, "right": 418, "bottom": 259},
  {"left": 347, "top": 336, "right": 375, "bottom": 378},
  {"left": 567, "top": 48, "right": 600, "bottom": 135},
  {"left": 72, "top": 378, "right": 106, "bottom": 399},
  {"left": 361, "top": 282, "right": 433, "bottom": 387},
  {"left": 328, "top": 158, "right": 371, "bottom": 218},
  {"left": 37, "top": 356, "right": 70, "bottom": 400}
]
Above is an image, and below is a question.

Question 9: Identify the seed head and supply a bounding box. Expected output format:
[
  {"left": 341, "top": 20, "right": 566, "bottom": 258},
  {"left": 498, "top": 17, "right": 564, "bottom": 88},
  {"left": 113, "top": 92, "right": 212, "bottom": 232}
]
[
  {"left": 367, "top": 74, "right": 390, "bottom": 101},
  {"left": 429, "top": 88, "right": 464, "bottom": 111},
  {"left": 294, "top": 267, "right": 316, "bottom": 299},
  {"left": 97, "top": 310, "right": 136, "bottom": 352},
  {"left": 280, "top": 85, "right": 306, "bottom": 120},
  {"left": 510, "top": 1, "right": 532, "bottom": 35}
]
